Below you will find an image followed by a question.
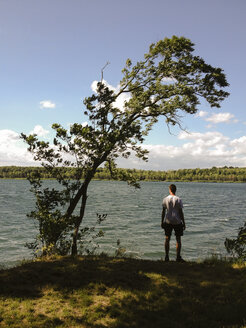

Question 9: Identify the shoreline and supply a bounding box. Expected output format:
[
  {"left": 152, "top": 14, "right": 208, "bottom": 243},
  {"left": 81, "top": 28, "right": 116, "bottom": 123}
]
[{"left": 0, "top": 177, "right": 245, "bottom": 183}]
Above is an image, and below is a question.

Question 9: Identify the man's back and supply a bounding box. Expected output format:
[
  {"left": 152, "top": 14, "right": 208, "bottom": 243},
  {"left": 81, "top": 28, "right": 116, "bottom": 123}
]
[{"left": 162, "top": 195, "right": 183, "bottom": 225}]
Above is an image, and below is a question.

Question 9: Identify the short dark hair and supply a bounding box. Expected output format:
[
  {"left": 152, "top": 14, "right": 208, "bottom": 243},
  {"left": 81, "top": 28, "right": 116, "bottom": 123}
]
[{"left": 169, "top": 184, "right": 176, "bottom": 194}]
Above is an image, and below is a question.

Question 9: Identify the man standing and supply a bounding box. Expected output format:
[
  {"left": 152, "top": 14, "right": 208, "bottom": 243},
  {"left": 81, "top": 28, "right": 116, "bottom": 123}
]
[{"left": 161, "top": 184, "right": 186, "bottom": 262}]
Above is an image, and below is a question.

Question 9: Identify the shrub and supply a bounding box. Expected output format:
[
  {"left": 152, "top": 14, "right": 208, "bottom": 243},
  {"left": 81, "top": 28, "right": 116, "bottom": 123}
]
[{"left": 225, "top": 221, "right": 246, "bottom": 260}]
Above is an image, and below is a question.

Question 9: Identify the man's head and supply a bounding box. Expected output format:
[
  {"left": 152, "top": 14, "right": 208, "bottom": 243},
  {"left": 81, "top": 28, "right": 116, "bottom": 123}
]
[{"left": 169, "top": 184, "right": 176, "bottom": 195}]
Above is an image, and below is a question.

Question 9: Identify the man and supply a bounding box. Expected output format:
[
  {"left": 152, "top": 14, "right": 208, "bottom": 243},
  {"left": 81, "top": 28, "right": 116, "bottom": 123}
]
[{"left": 161, "top": 184, "right": 186, "bottom": 262}]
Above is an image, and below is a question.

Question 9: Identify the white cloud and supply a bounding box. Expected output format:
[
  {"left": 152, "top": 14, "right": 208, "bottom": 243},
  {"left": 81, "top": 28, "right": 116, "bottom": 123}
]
[
  {"left": 91, "top": 80, "right": 100, "bottom": 93},
  {"left": 230, "top": 136, "right": 246, "bottom": 155},
  {"left": 161, "top": 77, "right": 177, "bottom": 83},
  {"left": 196, "top": 111, "right": 239, "bottom": 126},
  {"left": 117, "top": 131, "right": 246, "bottom": 170},
  {"left": 30, "top": 125, "right": 49, "bottom": 137},
  {"left": 68, "top": 121, "right": 88, "bottom": 129},
  {"left": 205, "top": 112, "right": 236, "bottom": 124},
  {"left": 178, "top": 131, "right": 229, "bottom": 146},
  {"left": 196, "top": 110, "right": 208, "bottom": 118},
  {"left": 0, "top": 129, "right": 19, "bottom": 142},
  {"left": 2, "top": 126, "right": 246, "bottom": 170},
  {"left": 91, "top": 80, "right": 130, "bottom": 112},
  {"left": 0, "top": 129, "right": 35, "bottom": 166},
  {"left": 40, "top": 100, "right": 56, "bottom": 109}
]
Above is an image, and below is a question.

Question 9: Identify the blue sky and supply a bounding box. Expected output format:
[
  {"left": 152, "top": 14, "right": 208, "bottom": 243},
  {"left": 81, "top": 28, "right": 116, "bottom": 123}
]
[{"left": 1, "top": 0, "right": 246, "bottom": 169}]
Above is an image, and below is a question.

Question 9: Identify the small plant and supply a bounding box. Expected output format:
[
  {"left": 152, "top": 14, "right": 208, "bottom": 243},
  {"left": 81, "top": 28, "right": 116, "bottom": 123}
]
[
  {"left": 115, "top": 239, "right": 127, "bottom": 258},
  {"left": 78, "top": 213, "right": 107, "bottom": 255},
  {"left": 203, "top": 252, "right": 230, "bottom": 265},
  {"left": 25, "top": 174, "right": 75, "bottom": 257},
  {"left": 225, "top": 221, "right": 246, "bottom": 261}
]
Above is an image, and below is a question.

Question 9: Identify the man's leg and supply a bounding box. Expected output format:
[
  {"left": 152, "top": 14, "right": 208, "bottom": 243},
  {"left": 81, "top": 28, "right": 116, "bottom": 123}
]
[
  {"left": 176, "top": 235, "right": 185, "bottom": 261},
  {"left": 174, "top": 224, "right": 185, "bottom": 262},
  {"left": 176, "top": 235, "right": 181, "bottom": 259},
  {"left": 165, "top": 235, "right": 170, "bottom": 261}
]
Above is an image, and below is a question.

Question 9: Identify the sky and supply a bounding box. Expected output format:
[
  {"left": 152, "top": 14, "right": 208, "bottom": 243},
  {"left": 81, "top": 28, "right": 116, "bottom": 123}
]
[{"left": 0, "top": 0, "right": 246, "bottom": 170}]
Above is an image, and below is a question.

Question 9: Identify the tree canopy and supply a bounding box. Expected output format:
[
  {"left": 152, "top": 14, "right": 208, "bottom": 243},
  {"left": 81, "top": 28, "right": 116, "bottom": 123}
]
[{"left": 21, "top": 36, "right": 229, "bottom": 256}]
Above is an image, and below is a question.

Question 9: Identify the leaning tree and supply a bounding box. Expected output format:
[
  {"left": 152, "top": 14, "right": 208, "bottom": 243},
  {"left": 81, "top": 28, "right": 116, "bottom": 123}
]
[{"left": 21, "top": 36, "right": 229, "bottom": 256}]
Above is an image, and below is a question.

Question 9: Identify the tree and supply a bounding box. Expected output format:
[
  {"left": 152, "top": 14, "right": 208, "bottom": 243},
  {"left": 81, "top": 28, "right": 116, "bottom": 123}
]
[{"left": 21, "top": 36, "right": 229, "bottom": 256}]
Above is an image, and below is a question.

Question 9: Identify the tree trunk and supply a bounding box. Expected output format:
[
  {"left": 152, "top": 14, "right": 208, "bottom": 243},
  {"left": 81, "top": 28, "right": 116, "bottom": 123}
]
[
  {"left": 65, "top": 155, "right": 110, "bottom": 219},
  {"left": 71, "top": 188, "right": 88, "bottom": 256},
  {"left": 69, "top": 156, "right": 110, "bottom": 256}
]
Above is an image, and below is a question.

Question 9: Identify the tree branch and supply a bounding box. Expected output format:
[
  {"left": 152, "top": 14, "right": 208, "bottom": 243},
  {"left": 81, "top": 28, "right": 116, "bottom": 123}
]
[{"left": 101, "top": 61, "right": 110, "bottom": 82}]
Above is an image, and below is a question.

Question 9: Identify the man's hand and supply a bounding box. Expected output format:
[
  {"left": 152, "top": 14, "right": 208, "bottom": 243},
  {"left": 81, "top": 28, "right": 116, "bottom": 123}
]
[
  {"left": 161, "top": 221, "right": 165, "bottom": 229},
  {"left": 182, "top": 222, "right": 186, "bottom": 230}
]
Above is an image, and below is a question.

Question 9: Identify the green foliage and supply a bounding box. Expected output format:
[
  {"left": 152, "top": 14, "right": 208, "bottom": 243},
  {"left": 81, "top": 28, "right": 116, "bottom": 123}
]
[
  {"left": 25, "top": 176, "right": 75, "bottom": 257},
  {"left": 77, "top": 213, "right": 107, "bottom": 255},
  {"left": 114, "top": 239, "right": 127, "bottom": 258},
  {"left": 2, "top": 165, "right": 246, "bottom": 182},
  {"left": 225, "top": 221, "right": 246, "bottom": 260},
  {"left": 20, "top": 36, "right": 229, "bottom": 256}
]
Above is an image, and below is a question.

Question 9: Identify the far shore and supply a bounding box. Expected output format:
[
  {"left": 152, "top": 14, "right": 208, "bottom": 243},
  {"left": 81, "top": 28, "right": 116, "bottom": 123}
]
[
  {"left": 0, "top": 165, "right": 246, "bottom": 183},
  {"left": 1, "top": 177, "right": 246, "bottom": 183}
]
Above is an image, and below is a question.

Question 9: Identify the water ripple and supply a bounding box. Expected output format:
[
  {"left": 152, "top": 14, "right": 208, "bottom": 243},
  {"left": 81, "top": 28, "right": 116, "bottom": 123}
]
[{"left": 0, "top": 180, "right": 245, "bottom": 265}]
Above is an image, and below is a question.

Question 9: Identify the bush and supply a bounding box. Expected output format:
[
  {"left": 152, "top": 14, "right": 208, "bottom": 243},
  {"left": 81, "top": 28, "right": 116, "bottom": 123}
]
[{"left": 225, "top": 221, "right": 246, "bottom": 260}]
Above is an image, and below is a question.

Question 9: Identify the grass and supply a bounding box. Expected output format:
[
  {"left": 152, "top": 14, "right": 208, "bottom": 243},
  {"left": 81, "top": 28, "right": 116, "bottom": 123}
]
[{"left": 0, "top": 256, "right": 245, "bottom": 328}]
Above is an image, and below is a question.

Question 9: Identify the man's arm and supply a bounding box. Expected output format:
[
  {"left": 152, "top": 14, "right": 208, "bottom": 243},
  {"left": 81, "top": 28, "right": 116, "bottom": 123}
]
[
  {"left": 161, "top": 207, "right": 165, "bottom": 228},
  {"left": 179, "top": 208, "right": 186, "bottom": 230}
]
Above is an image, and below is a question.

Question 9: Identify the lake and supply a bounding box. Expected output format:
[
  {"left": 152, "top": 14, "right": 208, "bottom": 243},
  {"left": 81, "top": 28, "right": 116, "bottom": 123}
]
[{"left": 0, "top": 179, "right": 245, "bottom": 267}]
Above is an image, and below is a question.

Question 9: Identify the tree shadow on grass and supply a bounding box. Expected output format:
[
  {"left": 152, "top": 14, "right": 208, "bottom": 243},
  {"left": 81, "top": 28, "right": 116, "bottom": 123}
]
[
  {"left": 107, "top": 260, "right": 246, "bottom": 328},
  {"left": 0, "top": 257, "right": 152, "bottom": 299},
  {"left": 0, "top": 257, "right": 245, "bottom": 327}
]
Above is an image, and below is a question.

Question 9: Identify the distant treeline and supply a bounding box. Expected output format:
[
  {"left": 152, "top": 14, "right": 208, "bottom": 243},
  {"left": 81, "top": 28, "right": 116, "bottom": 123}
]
[{"left": 0, "top": 166, "right": 246, "bottom": 182}]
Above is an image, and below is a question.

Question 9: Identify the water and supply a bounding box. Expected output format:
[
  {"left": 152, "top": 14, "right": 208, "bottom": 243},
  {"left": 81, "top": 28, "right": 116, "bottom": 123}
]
[{"left": 0, "top": 180, "right": 245, "bottom": 267}]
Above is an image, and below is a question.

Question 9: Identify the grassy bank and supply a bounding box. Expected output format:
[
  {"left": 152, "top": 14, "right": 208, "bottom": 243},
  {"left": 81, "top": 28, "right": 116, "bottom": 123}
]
[{"left": 0, "top": 256, "right": 245, "bottom": 328}]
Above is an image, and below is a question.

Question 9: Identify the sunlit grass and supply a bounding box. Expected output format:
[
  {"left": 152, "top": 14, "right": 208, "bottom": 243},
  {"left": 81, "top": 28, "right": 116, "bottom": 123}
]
[{"left": 0, "top": 256, "right": 245, "bottom": 327}]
